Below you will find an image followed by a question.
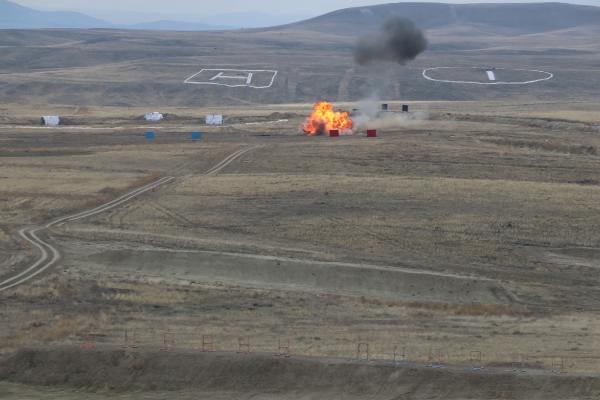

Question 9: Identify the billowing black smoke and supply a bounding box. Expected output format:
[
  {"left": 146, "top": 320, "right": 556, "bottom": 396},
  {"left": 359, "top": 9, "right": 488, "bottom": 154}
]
[{"left": 354, "top": 16, "right": 428, "bottom": 66}]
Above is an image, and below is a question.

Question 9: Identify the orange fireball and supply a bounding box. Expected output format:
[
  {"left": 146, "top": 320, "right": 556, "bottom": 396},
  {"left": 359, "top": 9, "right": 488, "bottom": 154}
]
[{"left": 303, "top": 101, "right": 353, "bottom": 136}]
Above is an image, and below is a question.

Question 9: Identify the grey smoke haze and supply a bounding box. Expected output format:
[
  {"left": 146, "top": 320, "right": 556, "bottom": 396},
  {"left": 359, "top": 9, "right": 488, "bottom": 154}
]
[{"left": 354, "top": 17, "right": 428, "bottom": 66}]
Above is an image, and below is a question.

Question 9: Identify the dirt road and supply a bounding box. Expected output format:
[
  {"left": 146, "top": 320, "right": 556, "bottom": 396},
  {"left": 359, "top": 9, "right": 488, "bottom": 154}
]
[{"left": 0, "top": 146, "right": 260, "bottom": 292}]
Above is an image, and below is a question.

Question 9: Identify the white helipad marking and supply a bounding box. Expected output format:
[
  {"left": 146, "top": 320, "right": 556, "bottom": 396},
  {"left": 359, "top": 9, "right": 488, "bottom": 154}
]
[
  {"left": 184, "top": 68, "right": 278, "bottom": 89},
  {"left": 422, "top": 67, "right": 554, "bottom": 85},
  {"left": 486, "top": 70, "right": 496, "bottom": 81}
]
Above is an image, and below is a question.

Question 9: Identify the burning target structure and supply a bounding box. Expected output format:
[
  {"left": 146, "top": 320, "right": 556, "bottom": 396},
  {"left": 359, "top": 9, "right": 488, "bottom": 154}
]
[
  {"left": 303, "top": 101, "right": 353, "bottom": 136},
  {"left": 302, "top": 101, "right": 381, "bottom": 137},
  {"left": 301, "top": 16, "right": 427, "bottom": 138}
]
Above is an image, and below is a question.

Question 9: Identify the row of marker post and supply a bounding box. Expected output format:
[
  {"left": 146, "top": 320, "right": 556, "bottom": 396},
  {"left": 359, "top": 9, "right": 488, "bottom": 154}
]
[
  {"left": 329, "top": 129, "right": 378, "bottom": 138},
  {"left": 144, "top": 130, "right": 377, "bottom": 141}
]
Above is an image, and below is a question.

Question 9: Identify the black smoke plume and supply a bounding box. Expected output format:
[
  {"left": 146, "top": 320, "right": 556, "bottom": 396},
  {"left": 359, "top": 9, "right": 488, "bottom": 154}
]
[{"left": 354, "top": 16, "right": 428, "bottom": 66}]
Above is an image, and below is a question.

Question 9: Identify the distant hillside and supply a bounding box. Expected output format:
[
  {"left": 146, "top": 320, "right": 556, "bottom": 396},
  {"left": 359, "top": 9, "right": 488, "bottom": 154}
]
[
  {"left": 6, "top": 1, "right": 599, "bottom": 35},
  {"left": 0, "top": 0, "right": 231, "bottom": 31},
  {"left": 0, "top": 0, "right": 111, "bottom": 29},
  {"left": 281, "top": 2, "right": 600, "bottom": 36},
  {"left": 127, "top": 20, "right": 231, "bottom": 31}
]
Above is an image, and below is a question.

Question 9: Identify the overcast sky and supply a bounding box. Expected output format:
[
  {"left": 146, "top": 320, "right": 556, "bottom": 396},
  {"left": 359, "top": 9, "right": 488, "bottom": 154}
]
[{"left": 13, "top": 0, "right": 600, "bottom": 24}]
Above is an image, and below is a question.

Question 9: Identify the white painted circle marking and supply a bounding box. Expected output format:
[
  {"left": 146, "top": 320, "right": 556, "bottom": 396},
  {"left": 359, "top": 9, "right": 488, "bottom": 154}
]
[{"left": 422, "top": 67, "right": 554, "bottom": 85}]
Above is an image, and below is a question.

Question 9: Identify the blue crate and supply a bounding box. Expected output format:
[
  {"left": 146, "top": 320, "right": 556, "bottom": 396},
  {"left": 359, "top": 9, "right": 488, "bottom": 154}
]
[
  {"left": 191, "top": 131, "right": 203, "bottom": 141},
  {"left": 145, "top": 131, "right": 156, "bottom": 141}
]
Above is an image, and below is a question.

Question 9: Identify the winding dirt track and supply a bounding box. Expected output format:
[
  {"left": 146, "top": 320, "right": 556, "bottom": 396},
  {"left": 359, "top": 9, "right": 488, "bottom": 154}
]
[{"left": 0, "top": 145, "right": 259, "bottom": 292}]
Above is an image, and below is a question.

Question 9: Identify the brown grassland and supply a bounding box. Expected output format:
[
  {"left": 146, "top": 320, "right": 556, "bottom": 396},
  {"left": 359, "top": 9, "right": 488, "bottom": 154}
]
[{"left": 0, "top": 19, "right": 600, "bottom": 398}]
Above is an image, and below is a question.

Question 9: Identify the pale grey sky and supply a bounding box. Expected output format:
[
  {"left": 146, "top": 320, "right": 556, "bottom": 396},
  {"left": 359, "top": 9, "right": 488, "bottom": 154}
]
[{"left": 13, "top": 0, "right": 600, "bottom": 24}]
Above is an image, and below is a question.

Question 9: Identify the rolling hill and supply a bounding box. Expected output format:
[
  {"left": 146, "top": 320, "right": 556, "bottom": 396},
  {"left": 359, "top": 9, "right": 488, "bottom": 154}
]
[
  {"left": 281, "top": 2, "right": 600, "bottom": 36},
  {"left": 128, "top": 20, "right": 231, "bottom": 31},
  {"left": 0, "top": 2, "right": 598, "bottom": 106},
  {"left": 0, "top": 0, "right": 111, "bottom": 29},
  {"left": 0, "top": 0, "right": 231, "bottom": 31},
  {"left": 3, "top": 1, "right": 599, "bottom": 36}
]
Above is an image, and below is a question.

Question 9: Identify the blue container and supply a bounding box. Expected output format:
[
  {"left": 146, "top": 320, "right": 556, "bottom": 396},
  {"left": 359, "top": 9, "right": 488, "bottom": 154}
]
[
  {"left": 191, "top": 131, "right": 203, "bottom": 141},
  {"left": 145, "top": 131, "right": 156, "bottom": 141}
]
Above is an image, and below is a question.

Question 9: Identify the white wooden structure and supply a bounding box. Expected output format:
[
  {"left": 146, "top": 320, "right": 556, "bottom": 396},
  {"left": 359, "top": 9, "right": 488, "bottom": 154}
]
[
  {"left": 41, "top": 116, "right": 60, "bottom": 126},
  {"left": 144, "top": 112, "right": 164, "bottom": 122},
  {"left": 206, "top": 114, "right": 223, "bottom": 125}
]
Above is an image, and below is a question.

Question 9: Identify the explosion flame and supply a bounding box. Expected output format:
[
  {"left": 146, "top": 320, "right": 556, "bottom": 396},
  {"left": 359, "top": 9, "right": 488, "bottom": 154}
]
[{"left": 303, "top": 101, "right": 353, "bottom": 136}]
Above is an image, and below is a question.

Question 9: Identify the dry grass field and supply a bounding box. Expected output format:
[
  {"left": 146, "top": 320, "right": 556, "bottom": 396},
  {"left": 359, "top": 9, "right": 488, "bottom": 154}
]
[
  {"left": 1, "top": 100, "right": 600, "bottom": 383},
  {"left": 1, "top": 11, "right": 600, "bottom": 397}
]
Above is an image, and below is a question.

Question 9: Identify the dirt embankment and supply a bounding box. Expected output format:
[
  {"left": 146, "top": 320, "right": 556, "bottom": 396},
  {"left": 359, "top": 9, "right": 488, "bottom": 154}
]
[{"left": 1, "top": 347, "right": 599, "bottom": 399}]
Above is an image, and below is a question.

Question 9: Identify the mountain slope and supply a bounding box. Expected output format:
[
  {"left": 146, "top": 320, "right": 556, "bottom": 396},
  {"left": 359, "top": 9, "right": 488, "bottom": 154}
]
[
  {"left": 0, "top": 0, "right": 111, "bottom": 29},
  {"left": 127, "top": 20, "right": 230, "bottom": 31},
  {"left": 0, "top": 0, "right": 233, "bottom": 31},
  {"left": 3, "top": 1, "right": 600, "bottom": 34},
  {"left": 281, "top": 2, "right": 600, "bottom": 36}
]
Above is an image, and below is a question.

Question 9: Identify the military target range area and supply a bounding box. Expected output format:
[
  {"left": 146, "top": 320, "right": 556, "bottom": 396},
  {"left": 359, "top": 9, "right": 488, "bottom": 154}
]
[{"left": 1, "top": 0, "right": 600, "bottom": 399}]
